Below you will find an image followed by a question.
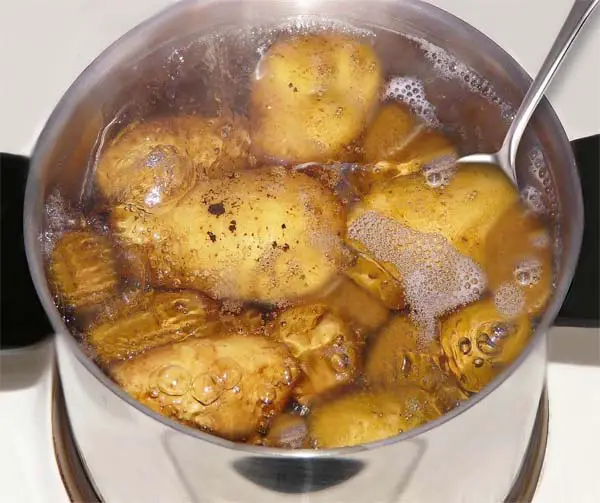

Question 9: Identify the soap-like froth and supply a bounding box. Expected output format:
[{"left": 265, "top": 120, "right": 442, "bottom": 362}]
[
  {"left": 384, "top": 77, "right": 440, "bottom": 128},
  {"left": 348, "top": 211, "right": 486, "bottom": 338}
]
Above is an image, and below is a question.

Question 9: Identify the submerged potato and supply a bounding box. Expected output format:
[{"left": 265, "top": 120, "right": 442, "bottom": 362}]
[
  {"left": 95, "top": 114, "right": 252, "bottom": 209},
  {"left": 111, "top": 167, "right": 346, "bottom": 303},
  {"left": 261, "top": 414, "right": 309, "bottom": 448},
  {"left": 251, "top": 34, "right": 382, "bottom": 163},
  {"left": 322, "top": 276, "right": 390, "bottom": 332},
  {"left": 366, "top": 316, "right": 468, "bottom": 412},
  {"left": 111, "top": 335, "right": 300, "bottom": 440},
  {"left": 485, "top": 203, "right": 553, "bottom": 316},
  {"left": 349, "top": 164, "right": 518, "bottom": 266},
  {"left": 361, "top": 103, "right": 457, "bottom": 186},
  {"left": 87, "top": 290, "right": 219, "bottom": 363},
  {"left": 48, "top": 230, "right": 119, "bottom": 311},
  {"left": 440, "top": 298, "right": 531, "bottom": 393},
  {"left": 345, "top": 253, "right": 405, "bottom": 311},
  {"left": 272, "top": 304, "right": 359, "bottom": 405},
  {"left": 309, "top": 387, "right": 441, "bottom": 448}
]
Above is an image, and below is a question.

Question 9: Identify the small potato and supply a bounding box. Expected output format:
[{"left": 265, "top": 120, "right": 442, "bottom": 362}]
[
  {"left": 111, "top": 167, "right": 346, "bottom": 303},
  {"left": 48, "top": 230, "right": 119, "bottom": 311},
  {"left": 345, "top": 253, "right": 405, "bottom": 311},
  {"left": 95, "top": 114, "right": 252, "bottom": 209},
  {"left": 111, "top": 335, "right": 300, "bottom": 440},
  {"left": 366, "top": 316, "right": 467, "bottom": 412},
  {"left": 87, "top": 290, "right": 219, "bottom": 363},
  {"left": 261, "top": 414, "right": 309, "bottom": 449},
  {"left": 361, "top": 103, "right": 457, "bottom": 182},
  {"left": 440, "top": 298, "right": 532, "bottom": 393},
  {"left": 348, "top": 164, "right": 518, "bottom": 266},
  {"left": 485, "top": 203, "right": 553, "bottom": 316},
  {"left": 271, "top": 304, "right": 359, "bottom": 405},
  {"left": 250, "top": 34, "right": 382, "bottom": 163},
  {"left": 322, "top": 276, "right": 390, "bottom": 332},
  {"left": 309, "top": 387, "right": 441, "bottom": 448}
]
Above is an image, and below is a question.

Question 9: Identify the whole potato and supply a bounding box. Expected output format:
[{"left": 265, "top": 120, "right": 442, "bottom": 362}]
[
  {"left": 440, "top": 298, "right": 531, "bottom": 393},
  {"left": 87, "top": 290, "right": 220, "bottom": 364},
  {"left": 250, "top": 34, "right": 382, "bottom": 163},
  {"left": 308, "top": 386, "right": 441, "bottom": 448},
  {"left": 111, "top": 335, "right": 300, "bottom": 440},
  {"left": 485, "top": 203, "right": 553, "bottom": 316},
  {"left": 271, "top": 304, "right": 359, "bottom": 405},
  {"left": 348, "top": 164, "right": 518, "bottom": 267},
  {"left": 48, "top": 230, "right": 119, "bottom": 311},
  {"left": 365, "top": 316, "right": 468, "bottom": 412},
  {"left": 95, "top": 114, "right": 253, "bottom": 210},
  {"left": 110, "top": 167, "right": 346, "bottom": 304}
]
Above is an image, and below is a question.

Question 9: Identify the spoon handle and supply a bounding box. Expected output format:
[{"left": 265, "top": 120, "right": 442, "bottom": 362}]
[{"left": 503, "top": 0, "right": 599, "bottom": 167}]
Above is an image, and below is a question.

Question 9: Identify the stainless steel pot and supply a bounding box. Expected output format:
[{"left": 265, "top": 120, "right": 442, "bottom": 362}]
[{"left": 25, "top": 1, "right": 583, "bottom": 502}]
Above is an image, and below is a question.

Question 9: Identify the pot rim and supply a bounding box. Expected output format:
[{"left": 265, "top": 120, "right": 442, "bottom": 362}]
[{"left": 24, "top": 0, "right": 584, "bottom": 457}]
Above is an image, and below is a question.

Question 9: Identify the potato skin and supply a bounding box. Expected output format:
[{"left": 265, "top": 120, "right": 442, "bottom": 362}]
[
  {"left": 110, "top": 167, "right": 346, "bottom": 303},
  {"left": 271, "top": 304, "right": 359, "bottom": 405},
  {"left": 250, "top": 34, "right": 382, "bottom": 163},
  {"left": 440, "top": 298, "right": 531, "bottom": 393},
  {"left": 485, "top": 203, "right": 553, "bottom": 316},
  {"left": 308, "top": 387, "right": 441, "bottom": 448},
  {"left": 95, "top": 114, "right": 252, "bottom": 209},
  {"left": 111, "top": 335, "right": 300, "bottom": 440},
  {"left": 365, "top": 316, "right": 468, "bottom": 411},
  {"left": 48, "top": 230, "right": 119, "bottom": 311},
  {"left": 345, "top": 253, "right": 405, "bottom": 311},
  {"left": 322, "top": 276, "right": 390, "bottom": 333},
  {"left": 349, "top": 164, "right": 518, "bottom": 266},
  {"left": 362, "top": 103, "right": 456, "bottom": 175},
  {"left": 87, "top": 290, "right": 219, "bottom": 364}
]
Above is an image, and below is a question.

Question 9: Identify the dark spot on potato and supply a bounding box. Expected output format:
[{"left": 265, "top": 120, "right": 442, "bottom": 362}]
[
  {"left": 208, "top": 202, "right": 225, "bottom": 216},
  {"left": 229, "top": 220, "right": 237, "bottom": 233},
  {"left": 282, "top": 244, "right": 290, "bottom": 252},
  {"left": 281, "top": 224, "right": 286, "bottom": 229},
  {"left": 207, "top": 231, "right": 217, "bottom": 243},
  {"left": 272, "top": 241, "right": 278, "bottom": 249}
]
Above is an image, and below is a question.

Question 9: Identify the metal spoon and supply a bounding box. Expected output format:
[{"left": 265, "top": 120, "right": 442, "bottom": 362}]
[{"left": 456, "top": 0, "right": 599, "bottom": 185}]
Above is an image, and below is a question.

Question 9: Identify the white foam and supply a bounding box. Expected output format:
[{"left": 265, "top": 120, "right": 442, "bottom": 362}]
[
  {"left": 405, "top": 35, "right": 513, "bottom": 119},
  {"left": 348, "top": 211, "right": 486, "bottom": 340},
  {"left": 384, "top": 77, "right": 440, "bottom": 127},
  {"left": 494, "top": 282, "right": 525, "bottom": 318},
  {"left": 521, "top": 186, "right": 547, "bottom": 215}
]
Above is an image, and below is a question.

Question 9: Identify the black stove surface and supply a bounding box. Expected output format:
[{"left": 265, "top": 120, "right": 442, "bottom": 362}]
[{"left": 1, "top": 136, "right": 598, "bottom": 348}]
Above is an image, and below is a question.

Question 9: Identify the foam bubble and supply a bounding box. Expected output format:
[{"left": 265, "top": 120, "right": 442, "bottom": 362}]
[
  {"left": 528, "top": 147, "right": 549, "bottom": 184},
  {"left": 405, "top": 35, "right": 513, "bottom": 119},
  {"left": 494, "top": 282, "right": 525, "bottom": 318},
  {"left": 348, "top": 211, "right": 486, "bottom": 340},
  {"left": 513, "top": 258, "right": 542, "bottom": 287},
  {"left": 42, "top": 190, "right": 84, "bottom": 257},
  {"left": 521, "top": 186, "right": 547, "bottom": 215},
  {"left": 422, "top": 155, "right": 457, "bottom": 188},
  {"left": 384, "top": 77, "right": 440, "bottom": 127}
]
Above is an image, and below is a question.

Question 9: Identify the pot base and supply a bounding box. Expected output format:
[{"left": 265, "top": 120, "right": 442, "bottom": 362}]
[{"left": 52, "top": 379, "right": 549, "bottom": 503}]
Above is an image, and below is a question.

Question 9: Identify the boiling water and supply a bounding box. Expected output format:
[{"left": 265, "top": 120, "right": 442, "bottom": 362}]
[{"left": 42, "top": 18, "right": 558, "bottom": 449}]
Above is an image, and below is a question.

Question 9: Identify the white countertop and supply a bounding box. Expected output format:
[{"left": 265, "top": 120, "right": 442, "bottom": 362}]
[{"left": 1, "top": 1, "right": 599, "bottom": 502}]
